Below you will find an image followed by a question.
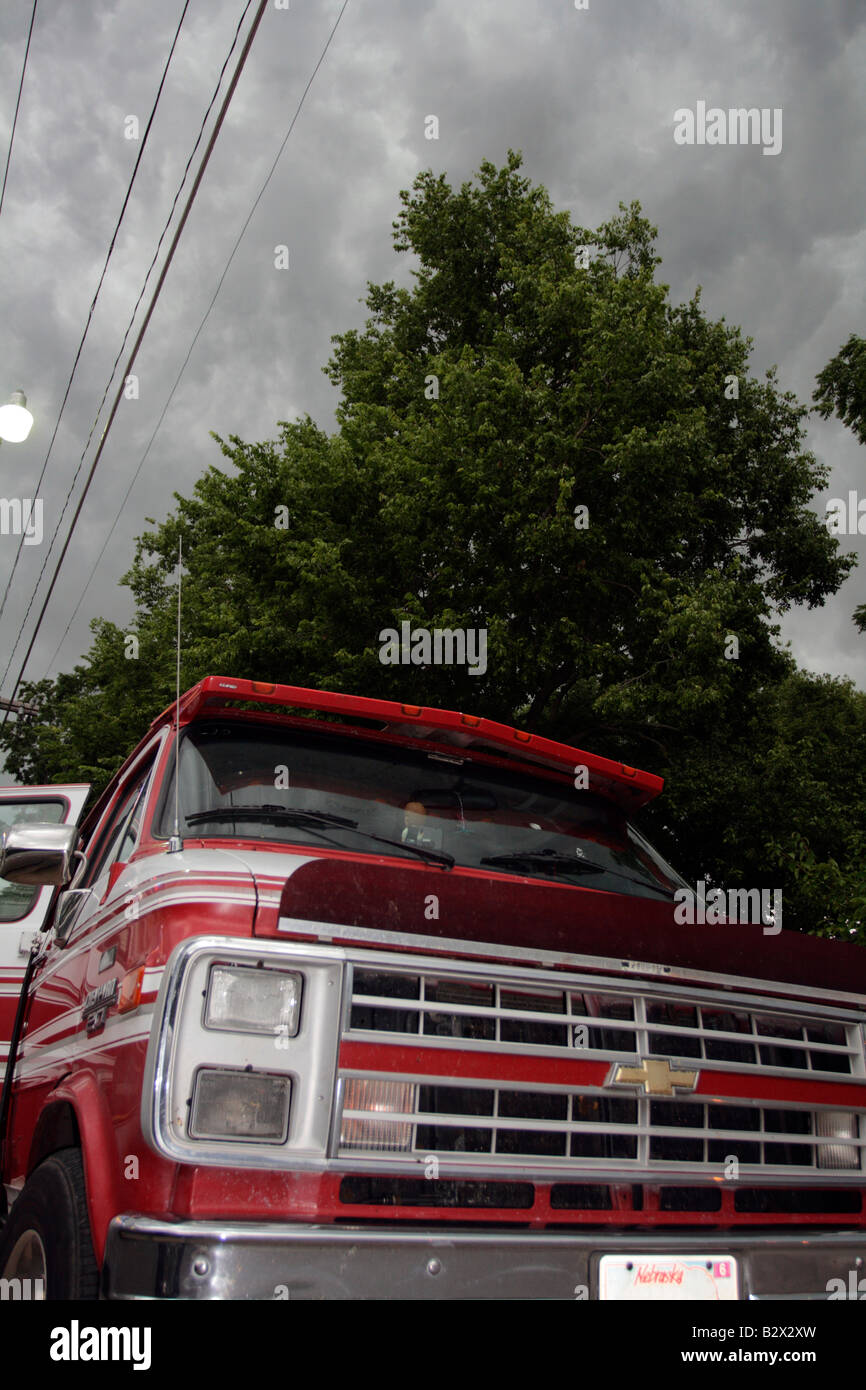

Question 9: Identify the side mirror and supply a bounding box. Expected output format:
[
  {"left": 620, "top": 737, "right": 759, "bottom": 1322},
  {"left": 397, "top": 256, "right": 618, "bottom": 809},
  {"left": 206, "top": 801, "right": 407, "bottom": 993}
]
[{"left": 0, "top": 822, "right": 80, "bottom": 886}]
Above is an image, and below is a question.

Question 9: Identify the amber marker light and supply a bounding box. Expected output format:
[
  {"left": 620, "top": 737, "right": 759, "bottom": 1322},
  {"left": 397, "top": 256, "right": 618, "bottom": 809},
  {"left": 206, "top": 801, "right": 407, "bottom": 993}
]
[{"left": 118, "top": 967, "right": 145, "bottom": 1014}]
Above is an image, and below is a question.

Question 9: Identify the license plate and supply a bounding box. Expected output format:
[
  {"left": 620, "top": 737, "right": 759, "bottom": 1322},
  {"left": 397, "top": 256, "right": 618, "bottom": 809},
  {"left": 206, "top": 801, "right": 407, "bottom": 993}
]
[{"left": 599, "top": 1254, "right": 739, "bottom": 1300}]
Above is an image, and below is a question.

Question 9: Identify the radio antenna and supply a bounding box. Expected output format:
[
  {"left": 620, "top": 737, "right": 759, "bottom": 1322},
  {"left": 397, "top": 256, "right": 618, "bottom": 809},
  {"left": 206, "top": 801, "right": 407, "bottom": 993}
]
[{"left": 168, "top": 534, "right": 183, "bottom": 853}]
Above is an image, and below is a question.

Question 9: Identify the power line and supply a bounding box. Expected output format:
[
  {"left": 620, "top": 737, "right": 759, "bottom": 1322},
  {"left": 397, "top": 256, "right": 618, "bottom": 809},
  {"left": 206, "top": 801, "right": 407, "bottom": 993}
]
[
  {"left": 44, "top": 0, "right": 352, "bottom": 681},
  {"left": 0, "top": 0, "right": 38, "bottom": 221},
  {"left": 0, "top": 0, "right": 270, "bottom": 731},
  {"left": 0, "top": 0, "right": 190, "bottom": 636},
  {"left": 39, "top": 0, "right": 259, "bottom": 681}
]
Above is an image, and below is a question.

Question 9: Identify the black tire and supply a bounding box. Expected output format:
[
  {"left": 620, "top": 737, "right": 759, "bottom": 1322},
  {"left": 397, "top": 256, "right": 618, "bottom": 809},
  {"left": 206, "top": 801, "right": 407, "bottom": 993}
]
[{"left": 0, "top": 1147, "right": 99, "bottom": 1299}]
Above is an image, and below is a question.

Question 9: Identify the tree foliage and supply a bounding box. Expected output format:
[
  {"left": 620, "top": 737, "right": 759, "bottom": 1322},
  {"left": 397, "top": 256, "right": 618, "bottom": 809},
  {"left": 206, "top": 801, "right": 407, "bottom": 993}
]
[
  {"left": 814, "top": 332, "right": 866, "bottom": 632},
  {"left": 814, "top": 333, "right": 866, "bottom": 446}
]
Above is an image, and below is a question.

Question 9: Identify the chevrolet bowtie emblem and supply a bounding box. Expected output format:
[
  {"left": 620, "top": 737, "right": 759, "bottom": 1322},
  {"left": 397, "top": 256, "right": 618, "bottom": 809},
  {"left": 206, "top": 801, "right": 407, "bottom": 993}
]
[{"left": 608, "top": 1057, "right": 699, "bottom": 1096}]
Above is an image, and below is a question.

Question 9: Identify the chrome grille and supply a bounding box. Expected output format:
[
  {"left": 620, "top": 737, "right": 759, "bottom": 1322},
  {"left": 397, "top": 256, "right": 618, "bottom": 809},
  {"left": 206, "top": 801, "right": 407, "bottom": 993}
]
[{"left": 336, "top": 959, "right": 866, "bottom": 1180}]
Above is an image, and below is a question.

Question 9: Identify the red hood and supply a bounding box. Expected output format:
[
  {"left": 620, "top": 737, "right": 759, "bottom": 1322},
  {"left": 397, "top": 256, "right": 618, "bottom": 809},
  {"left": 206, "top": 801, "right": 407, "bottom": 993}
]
[{"left": 270, "top": 855, "right": 866, "bottom": 999}]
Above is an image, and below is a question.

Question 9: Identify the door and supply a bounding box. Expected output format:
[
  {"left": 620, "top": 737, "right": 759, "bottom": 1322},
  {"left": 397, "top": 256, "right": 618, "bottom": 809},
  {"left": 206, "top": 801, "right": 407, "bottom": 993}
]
[{"left": 0, "top": 784, "right": 90, "bottom": 1066}]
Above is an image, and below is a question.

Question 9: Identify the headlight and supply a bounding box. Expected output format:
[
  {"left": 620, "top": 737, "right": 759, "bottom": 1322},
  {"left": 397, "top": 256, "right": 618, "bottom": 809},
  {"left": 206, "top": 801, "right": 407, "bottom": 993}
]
[
  {"left": 816, "top": 1111, "right": 859, "bottom": 1170},
  {"left": 340, "top": 1078, "right": 417, "bottom": 1151},
  {"left": 205, "top": 963, "right": 302, "bottom": 1036},
  {"left": 143, "top": 937, "right": 343, "bottom": 1170},
  {"left": 189, "top": 1068, "right": 291, "bottom": 1142}
]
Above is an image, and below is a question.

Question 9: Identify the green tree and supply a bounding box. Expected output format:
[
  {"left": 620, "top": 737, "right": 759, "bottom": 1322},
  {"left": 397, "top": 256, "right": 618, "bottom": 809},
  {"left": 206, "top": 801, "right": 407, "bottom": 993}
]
[
  {"left": 814, "top": 333, "right": 866, "bottom": 631},
  {"left": 641, "top": 669, "right": 866, "bottom": 942},
  {"left": 0, "top": 615, "right": 178, "bottom": 798},
  {"left": 814, "top": 333, "right": 866, "bottom": 446}
]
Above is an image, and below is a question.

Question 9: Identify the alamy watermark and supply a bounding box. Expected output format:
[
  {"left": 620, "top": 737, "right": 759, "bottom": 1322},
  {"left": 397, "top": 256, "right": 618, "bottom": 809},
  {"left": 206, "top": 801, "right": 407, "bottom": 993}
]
[
  {"left": 49, "top": 1321, "right": 151, "bottom": 1369},
  {"left": 674, "top": 881, "right": 781, "bottom": 935},
  {"left": 1, "top": 1276, "right": 44, "bottom": 1299},
  {"left": 673, "top": 102, "right": 782, "bottom": 157},
  {"left": 826, "top": 1270, "right": 866, "bottom": 1299},
  {"left": 0, "top": 497, "right": 42, "bottom": 545},
  {"left": 825, "top": 491, "right": 866, "bottom": 535},
  {"left": 379, "top": 622, "right": 487, "bottom": 676}
]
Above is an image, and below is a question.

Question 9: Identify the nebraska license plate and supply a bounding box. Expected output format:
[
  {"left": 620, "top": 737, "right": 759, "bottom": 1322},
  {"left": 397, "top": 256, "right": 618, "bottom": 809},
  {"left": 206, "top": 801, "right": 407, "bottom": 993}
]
[{"left": 598, "top": 1255, "right": 739, "bottom": 1300}]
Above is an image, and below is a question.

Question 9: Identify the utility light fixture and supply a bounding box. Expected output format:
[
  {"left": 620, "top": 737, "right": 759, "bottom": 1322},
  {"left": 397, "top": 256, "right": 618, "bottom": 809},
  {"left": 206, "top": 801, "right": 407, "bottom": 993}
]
[{"left": 0, "top": 390, "right": 34, "bottom": 442}]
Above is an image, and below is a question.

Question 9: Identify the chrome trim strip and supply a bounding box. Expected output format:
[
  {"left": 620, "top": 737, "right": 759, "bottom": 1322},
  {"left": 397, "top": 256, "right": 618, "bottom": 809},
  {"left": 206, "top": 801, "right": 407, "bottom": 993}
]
[
  {"left": 108, "top": 1212, "right": 866, "bottom": 1248},
  {"left": 278, "top": 914, "right": 866, "bottom": 1006}
]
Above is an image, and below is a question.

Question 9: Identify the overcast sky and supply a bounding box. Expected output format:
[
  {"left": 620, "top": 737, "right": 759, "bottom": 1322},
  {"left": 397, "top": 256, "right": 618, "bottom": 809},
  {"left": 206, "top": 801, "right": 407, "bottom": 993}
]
[{"left": 0, "top": 0, "right": 864, "bottom": 742}]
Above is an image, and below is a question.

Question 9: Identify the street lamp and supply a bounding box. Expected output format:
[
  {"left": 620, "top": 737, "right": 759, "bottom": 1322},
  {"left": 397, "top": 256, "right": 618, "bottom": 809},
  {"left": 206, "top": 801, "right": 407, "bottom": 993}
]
[{"left": 0, "top": 390, "right": 34, "bottom": 443}]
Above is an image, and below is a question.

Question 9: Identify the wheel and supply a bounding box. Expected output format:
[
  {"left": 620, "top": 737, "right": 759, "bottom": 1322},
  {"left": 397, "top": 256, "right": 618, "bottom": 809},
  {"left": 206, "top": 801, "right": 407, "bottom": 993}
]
[{"left": 0, "top": 1148, "right": 99, "bottom": 1299}]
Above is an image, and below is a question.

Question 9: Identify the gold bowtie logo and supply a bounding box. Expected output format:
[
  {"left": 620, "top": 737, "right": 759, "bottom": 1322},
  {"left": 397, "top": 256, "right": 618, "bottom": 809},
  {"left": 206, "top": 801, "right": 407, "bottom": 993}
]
[{"left": 608, "top": 1057, "right": 699, "bottom": 1096}]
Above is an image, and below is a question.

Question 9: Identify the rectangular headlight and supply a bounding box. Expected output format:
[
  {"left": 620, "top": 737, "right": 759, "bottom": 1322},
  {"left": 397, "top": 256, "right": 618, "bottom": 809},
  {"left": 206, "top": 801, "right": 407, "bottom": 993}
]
[
  {"left": 340, "top": 1078, "right": 417, "bottom": 1151},
  {"left": 189, "top": 1068, "right": 291, "bottom": 1142},
  {"left": 817, "top": 1111, "right": 860, "bottom": 1170},
  {"left": 205, "top": 963, "right": 302, "bottom": 1036}
]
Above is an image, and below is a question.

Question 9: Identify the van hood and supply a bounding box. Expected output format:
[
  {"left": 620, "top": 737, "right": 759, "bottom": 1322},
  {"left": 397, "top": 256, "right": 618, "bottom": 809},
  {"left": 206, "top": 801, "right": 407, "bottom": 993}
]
[{"left": 240, "top": 848, "right": 866, "bottom": 1000}]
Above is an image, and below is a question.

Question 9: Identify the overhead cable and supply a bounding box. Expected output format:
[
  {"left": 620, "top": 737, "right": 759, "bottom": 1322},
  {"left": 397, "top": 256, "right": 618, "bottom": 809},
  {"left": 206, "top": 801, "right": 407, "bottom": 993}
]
[
  {"left": 0, "top": 0, "right": 269, "bottom": 728},
  {"left": 0, "top": 0, "right": 191, "bottom": 635},
  {"left": 45, "top": 0, "right": 352, "bottom": 680}
]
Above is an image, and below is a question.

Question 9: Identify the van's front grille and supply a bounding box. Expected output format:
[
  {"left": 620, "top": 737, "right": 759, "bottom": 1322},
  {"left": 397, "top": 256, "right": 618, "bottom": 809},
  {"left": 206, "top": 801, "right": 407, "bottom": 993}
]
[{"left": 335, "top": 960, "right": 866, "bottom": 1183}]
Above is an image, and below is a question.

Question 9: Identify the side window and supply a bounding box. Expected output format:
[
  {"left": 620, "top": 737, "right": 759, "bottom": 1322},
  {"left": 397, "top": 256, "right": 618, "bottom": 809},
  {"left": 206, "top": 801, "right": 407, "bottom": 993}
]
[
  {"left": 0, "top": 798, "right": 66, "bottom": 922},
  {"left": 116, "top": 779, "right": 149, "bottom": 865},
  {"left": 82, "top": 762, "right": 155, "bottom": 889}
]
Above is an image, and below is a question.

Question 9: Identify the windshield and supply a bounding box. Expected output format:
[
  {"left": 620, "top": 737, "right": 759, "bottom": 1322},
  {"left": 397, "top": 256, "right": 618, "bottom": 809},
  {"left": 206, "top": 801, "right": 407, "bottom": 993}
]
[{"left": 155, "top": 721, "right": 686, "bottom": 900}]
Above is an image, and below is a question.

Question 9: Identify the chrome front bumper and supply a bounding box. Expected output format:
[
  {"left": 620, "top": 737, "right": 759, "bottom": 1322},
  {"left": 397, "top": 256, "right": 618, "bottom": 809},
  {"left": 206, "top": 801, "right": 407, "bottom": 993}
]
[{"left": 103, "top": 1216, "right": 866, "bottom": 1300}]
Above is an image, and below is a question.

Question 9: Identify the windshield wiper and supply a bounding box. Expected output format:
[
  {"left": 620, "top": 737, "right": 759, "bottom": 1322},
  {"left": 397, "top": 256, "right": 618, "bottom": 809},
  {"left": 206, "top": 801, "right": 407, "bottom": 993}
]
[
  {"left": 186, "top": 806, "right": 357, "bottom": 829},
  {"left": 184, "top": 805, "right": 454, "bottom": 870},
  {"left": 480, "top": 847, "right": 674, "bottom": 896}
]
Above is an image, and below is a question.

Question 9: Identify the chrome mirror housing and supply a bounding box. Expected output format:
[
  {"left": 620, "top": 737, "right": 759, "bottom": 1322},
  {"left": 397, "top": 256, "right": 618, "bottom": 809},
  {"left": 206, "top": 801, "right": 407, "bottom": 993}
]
[{"left": 0, "top": 822, "right": 80, "bottom": 886}]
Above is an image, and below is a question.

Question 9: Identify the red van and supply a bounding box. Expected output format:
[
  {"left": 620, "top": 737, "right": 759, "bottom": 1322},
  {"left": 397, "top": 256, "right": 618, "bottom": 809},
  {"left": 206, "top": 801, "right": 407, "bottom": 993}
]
[{"left": 1, "top": 675, "right": 864, "bottom": 1300}]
